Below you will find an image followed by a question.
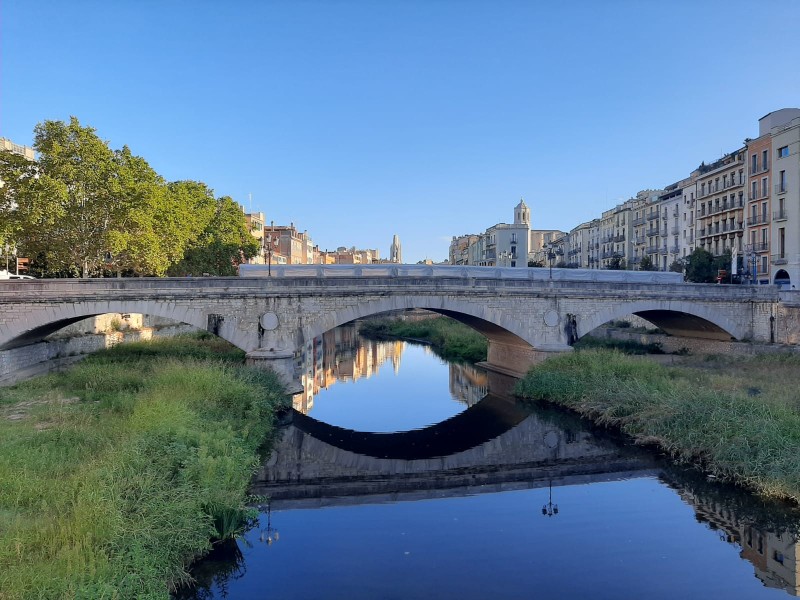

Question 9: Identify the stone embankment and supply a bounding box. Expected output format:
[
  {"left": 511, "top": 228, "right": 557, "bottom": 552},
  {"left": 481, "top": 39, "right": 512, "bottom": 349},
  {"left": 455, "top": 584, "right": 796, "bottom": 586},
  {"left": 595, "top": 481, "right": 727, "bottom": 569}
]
[{"left": 0, "top": 314, "right": 198, "bottom": 385}]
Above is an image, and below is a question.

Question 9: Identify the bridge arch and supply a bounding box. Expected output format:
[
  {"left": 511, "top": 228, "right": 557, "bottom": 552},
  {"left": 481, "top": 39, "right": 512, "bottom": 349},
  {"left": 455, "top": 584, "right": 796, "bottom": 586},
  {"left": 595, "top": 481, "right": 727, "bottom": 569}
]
[
  {"left": 0, "top": 300, "right": 247, "bottom": 352},
  {"left": 300, "top": 295, "right": 537, "bottom": 352},
  {"left": 579, "top": 299, "right": 746, "bottom": 342}
]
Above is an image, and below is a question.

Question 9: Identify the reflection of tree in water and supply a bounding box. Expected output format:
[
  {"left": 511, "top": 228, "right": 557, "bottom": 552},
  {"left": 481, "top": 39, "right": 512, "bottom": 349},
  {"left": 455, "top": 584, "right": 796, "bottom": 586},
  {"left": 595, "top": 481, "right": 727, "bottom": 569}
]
[{"left": 172, "top": 539, "right": 245, "bottom": 600}]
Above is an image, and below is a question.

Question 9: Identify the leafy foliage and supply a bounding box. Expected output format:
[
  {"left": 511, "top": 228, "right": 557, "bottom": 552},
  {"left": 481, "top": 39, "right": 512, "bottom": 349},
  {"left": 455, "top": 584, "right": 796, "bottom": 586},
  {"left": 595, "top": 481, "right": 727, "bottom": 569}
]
[
  {"left": 1, "top": 117, "right": 256, "bottom": 277},
  {"left": 684, "top": 248, "right": 732, "bottom": 283},
  {"left": 605, "top": 254, "right": 626, "bottom": 270},
  {"left": 638, "top": 255, "right": 657, "bottom": 271}
]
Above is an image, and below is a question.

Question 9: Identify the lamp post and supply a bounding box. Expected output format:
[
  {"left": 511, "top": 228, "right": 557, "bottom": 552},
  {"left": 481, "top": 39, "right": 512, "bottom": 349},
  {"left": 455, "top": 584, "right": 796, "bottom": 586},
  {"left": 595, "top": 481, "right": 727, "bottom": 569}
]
[
  {"left": 264, "top": 233, "right": 279, "bottom": 276},
  {"left": 547, "top": 244, "right": 562, "bottom": 279}
]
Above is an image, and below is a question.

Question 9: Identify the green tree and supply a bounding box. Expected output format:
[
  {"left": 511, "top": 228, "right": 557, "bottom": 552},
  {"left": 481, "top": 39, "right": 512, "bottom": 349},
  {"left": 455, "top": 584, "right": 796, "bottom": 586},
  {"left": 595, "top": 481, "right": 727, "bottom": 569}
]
[
  {"left": 169, "top": 196, "right": 259, "bottom": 276},
  {"left": 639, "top": 256, "right": 657, "bottom": 271},
  {"left": 605, "top": 254, "right": 626, "bottom": 270},
  {"left": 29, "top": 117, "right": 127, "bottom": 277},
  {"left": 668, "top": 259, "right": 684, "bottom": 274},
  {"left": 684, "top": 248, "right": 716, "bottom": 282}
]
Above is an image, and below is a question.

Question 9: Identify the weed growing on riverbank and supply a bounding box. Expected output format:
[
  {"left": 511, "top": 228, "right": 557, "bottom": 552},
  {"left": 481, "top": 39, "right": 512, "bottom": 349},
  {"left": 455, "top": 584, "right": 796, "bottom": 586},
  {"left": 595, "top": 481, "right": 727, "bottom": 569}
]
[
  {"left": 359, "top": 316, "right": 488, "bottom": 363},
  {"left": 0, "top": 333, "right": 287, "bottom": 600},
  {"left": 515, "top": 349, "right": 800, "bottom": 503}
]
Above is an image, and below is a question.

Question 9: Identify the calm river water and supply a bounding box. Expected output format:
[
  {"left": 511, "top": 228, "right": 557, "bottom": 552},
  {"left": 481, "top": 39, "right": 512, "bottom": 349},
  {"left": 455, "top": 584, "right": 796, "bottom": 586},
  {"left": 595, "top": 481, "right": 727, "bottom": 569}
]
[{"left": 177, "top": 322, "right": 800, "bottom": 600}]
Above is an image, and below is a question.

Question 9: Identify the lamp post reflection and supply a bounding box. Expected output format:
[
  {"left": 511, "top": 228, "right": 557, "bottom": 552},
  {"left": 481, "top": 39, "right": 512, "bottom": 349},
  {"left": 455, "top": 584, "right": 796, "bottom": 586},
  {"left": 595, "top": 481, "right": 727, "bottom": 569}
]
[
  {"left": 542, "top": 480, "right": 559, "bottom": 517},
  {"left": 259, "top": 502, "right": 279, "bottom": 545}
]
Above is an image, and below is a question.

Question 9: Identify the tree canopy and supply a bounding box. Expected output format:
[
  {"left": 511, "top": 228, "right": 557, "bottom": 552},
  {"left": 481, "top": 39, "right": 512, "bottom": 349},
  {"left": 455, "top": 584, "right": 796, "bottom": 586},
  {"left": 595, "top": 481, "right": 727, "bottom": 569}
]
[{"left": 0, "top": 117, "right": 257, "bottom": 277}]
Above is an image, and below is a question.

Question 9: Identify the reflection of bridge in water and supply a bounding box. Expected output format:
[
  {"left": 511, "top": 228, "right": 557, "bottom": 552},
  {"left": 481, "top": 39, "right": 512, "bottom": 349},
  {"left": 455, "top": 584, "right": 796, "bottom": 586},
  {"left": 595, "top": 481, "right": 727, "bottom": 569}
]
[{"left": 254, "top": 369, "right": 658, "bottom": 508}]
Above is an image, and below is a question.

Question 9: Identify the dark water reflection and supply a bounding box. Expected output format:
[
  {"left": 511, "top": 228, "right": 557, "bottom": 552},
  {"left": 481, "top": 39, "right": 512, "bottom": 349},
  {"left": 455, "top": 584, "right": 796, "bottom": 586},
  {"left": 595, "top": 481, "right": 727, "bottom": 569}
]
[{"left": 177, "top": 322, "right": 800, "bottom": 599}]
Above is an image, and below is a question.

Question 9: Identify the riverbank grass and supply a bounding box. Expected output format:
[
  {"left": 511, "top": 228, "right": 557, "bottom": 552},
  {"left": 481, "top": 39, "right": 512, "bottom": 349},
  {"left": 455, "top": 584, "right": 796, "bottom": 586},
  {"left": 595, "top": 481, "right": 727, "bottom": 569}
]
[
  {"left": 515, "top": 349, "right": 800, "bottom": 502},
  {"left": 0, "top": 334, "right": 286, "bottom": 600},
  {"left": 359, "top": 316, "right": 488, "bottom": 362}
]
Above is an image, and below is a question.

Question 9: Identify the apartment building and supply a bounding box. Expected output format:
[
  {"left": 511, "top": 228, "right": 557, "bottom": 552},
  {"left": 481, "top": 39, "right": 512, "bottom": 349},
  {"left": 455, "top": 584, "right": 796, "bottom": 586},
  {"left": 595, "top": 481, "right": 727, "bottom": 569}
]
[
  {"left": 598, "top": 202, "right": 631, "bottom": 268},
  {"left": 0, "top": 138, "right": 35, "bottom": 160},
  {"left": 678, "top": 175, "right": 698, "bottom": 260},
  {"left": 765, "top": 109, "right": 800, "bottom": 287}
]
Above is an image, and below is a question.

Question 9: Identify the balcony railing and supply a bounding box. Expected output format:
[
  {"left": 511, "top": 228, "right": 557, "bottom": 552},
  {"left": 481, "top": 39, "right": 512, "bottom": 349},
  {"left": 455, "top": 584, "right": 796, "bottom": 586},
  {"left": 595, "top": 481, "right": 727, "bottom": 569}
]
[
  {"left": 771, "top": 254, "right": 788, "bottom": 265},
  {"left": 775, "top": 183, "right": 788, "bottom": 195},
  {"left": 747, "top": 214, "right": 769, "bottom": 227},
  {"left": 632, "top": 217, "right": 646, "bottom": 226},
  {"left": 669, "top": 245, "right": 680, "bottom": 254},
  {"left": 646, "top": 212, "right": 659, "bottom": 221},
  {"left": 670, "top": 226, "right": 679, "bottom": 235},
  {"left": 647, "top": 228, "right": 659, "bottom": 236},
  {"left": 749, "top": 161, "right": 769, "bottom": 176},
  {"left": 774, "top": 209, "right": 788, "bottom": 221},
  {"left": 646, "top": 245, "right": 659, "bottom": 254},
  {"left": 747, "top": 242, "right": 769, "bottom": 253},
  {"left": 659, "top": 246, "right": 668, "bottom": 255},
  {"left": 613, "top": 234, "right": 625, "bottom": 242}
]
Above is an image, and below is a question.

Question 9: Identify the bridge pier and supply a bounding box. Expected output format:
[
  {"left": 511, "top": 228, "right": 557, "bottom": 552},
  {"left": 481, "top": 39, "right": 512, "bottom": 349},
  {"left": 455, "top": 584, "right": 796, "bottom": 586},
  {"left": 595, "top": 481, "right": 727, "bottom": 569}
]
[
  {"left": 478, "top": 340, "right": 572, "bottom": 378},
  {"left": 245, "top": 349, "right": 303, "bottom": 394}
]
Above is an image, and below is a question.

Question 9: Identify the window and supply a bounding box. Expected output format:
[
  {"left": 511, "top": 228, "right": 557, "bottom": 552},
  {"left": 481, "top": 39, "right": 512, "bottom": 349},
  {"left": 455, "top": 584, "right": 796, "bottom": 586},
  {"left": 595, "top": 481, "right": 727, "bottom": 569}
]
[
  {"left": 762, "top": 178, "right": 768, "bottom": 198},
  {"left": 779, "top": 170, "right": 786, "bottom": 193},
  {"left": 752, "top": 181, "right": 758, "bottom": 199},
  {"left": 778, "top": 145, "right": 789, "bottom": 158},
  {"left": 751, "top": 154, "right": 757, "bottom": 173},
  {"left": 762, "top": 149, "right": 768, "bottom": 170}
]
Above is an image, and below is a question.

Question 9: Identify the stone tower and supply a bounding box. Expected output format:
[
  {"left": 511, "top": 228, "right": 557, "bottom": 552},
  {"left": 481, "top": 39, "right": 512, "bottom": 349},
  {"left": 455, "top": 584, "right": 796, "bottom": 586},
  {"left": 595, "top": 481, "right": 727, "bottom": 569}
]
[
  {"left": 514, "top": 198, "right": 531, "bottom": 226},
  {"left": 390, "top": 234, "right": 402, "bottom": 263}
]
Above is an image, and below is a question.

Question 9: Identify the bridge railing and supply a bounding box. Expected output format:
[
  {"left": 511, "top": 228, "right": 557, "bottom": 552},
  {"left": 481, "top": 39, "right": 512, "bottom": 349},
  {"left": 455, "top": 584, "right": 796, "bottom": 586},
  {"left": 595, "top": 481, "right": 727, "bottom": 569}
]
[{"left": 239, "top": 264, "right": 685, "bottom": 284}]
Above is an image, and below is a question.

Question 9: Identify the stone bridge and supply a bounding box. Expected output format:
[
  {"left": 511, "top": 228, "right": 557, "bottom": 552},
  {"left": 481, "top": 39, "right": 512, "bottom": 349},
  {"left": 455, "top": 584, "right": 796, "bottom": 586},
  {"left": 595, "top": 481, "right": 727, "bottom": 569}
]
[{"left": 0, "top": 268, "right": 794, "bottom": 388}]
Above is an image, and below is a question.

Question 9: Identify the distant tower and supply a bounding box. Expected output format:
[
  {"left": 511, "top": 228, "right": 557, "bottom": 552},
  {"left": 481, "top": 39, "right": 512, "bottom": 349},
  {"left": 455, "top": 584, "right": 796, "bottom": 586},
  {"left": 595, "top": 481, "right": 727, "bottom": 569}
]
[
  {"left": 390, "top": 234, "right": 402, "bottom": 263},
  {"left": 514, "top": 198, "right": 531, "bottom": 226}
]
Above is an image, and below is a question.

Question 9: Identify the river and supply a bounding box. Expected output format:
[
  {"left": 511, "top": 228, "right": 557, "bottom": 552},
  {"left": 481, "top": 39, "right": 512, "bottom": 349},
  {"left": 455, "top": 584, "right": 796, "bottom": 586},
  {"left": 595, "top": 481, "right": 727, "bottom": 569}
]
[{"left": 176, "top": 322, "right": 800, "bottom": 599}]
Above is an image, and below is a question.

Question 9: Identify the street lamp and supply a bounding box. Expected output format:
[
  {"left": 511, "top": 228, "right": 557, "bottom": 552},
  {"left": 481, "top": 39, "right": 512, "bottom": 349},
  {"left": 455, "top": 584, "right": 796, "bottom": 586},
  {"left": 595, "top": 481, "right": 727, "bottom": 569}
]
[
  {"left": 547, "top": 244, "right": 563, "bottom": 279},
  {"left": 264, "top": 232, "right": 279, "bottom": 276}
]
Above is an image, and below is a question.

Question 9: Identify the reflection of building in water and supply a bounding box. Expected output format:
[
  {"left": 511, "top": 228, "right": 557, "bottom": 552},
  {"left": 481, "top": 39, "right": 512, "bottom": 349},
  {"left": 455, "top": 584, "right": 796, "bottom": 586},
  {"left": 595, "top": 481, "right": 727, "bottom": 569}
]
[
  {"left": 292, "top": 323, "right": 406, "bottom": 413},
  {"left": 449, "top": 363, "right": 488, "bottom": 407},
  {"left": 676, "top": 487, "right": 800, "bottom": 596}
]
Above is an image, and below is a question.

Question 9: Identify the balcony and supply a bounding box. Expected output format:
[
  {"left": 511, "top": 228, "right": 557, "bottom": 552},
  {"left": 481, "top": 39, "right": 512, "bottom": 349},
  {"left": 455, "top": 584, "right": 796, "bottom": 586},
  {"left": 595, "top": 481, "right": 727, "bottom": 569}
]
[
  {"left": 747, "top": 214, "right": 768, "bottom": 227},
  {"left": 647, "top": 228, "right": 659, "bottom": 236},
  {"left": 774, "top": 209, "right": 788, "bottom": 221},
  {"left": 646, "top": 212, "right": 659, "bottom": 221},
  {"left": 748, "top": 242, "right": 769, "bottom": 253},
  {"left": 775, "top": 183, "right": 788, "bottom": 195},
  {"left": 771, "top": 254, "right": 788, "bottom": 265},
  {"left": 670, "top": 225, "right": 680, "bottom": 235},
  {"left": 669, "top": 245, "right": 680, "bottom": 254},
  {"left": 659, "top": 246, "right": 668, "bottom": 255},
  {"left": 750, "top": 161, "right": 769, "bottom": 176},
  {"left": 632, "top": 217, "right": 646, "bottom": 226},
  {"left": 613, "top": 234, "right": 625, "bottom": 243},
  {"left": 748, "top": 191, "right": 761, "bottom": 202},
  {"left": 646, "top": 245, "right": 659, "bottom": 255}
]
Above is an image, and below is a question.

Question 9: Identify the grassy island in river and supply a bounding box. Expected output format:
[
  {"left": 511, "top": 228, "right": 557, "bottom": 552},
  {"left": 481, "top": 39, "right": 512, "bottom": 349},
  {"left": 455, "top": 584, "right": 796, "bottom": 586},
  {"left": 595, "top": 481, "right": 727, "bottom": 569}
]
[{"left": 516, "top": 349, "right": 800, "bottom": 504}]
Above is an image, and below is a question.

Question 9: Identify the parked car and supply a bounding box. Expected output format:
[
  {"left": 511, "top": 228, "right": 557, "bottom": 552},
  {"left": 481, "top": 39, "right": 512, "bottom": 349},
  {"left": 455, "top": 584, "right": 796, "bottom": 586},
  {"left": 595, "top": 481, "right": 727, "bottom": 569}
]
[{"left": 0, "top": 270, "right": 35, "bottom": 280}]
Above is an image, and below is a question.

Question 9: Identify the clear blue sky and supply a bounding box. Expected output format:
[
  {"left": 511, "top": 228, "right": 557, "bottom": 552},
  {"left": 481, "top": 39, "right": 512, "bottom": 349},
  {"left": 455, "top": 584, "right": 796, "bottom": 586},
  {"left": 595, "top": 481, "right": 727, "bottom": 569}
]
[{"left": 3, "top": 1, "right": 799, "bottom": 263}]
